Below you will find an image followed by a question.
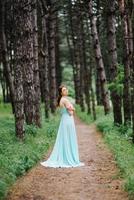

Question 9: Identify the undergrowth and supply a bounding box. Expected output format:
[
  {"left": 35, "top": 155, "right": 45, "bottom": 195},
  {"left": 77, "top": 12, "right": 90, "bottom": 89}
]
[
  {"left": 0, "top": 103, "right": 60, "bottom": 199},
  {"left": 76, "top": 104, "right": 134, "bottom": 199}
]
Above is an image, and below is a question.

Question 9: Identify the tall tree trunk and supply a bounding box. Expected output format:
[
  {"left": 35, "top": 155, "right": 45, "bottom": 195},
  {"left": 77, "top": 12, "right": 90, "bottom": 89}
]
[
  {"left": 22, "top": 1, "right": 35, "bottom": 125},
  {"left": 118, "top": 0, "right": 131, "bottom": 125},
  {"left": 78, "top": 10, "right": 85, "bottom": 112},
  {"left": 128, "top": 0, "right": 134, "bottom": 141},
  {"left": 0, "top": 72, "right": 6, "bottom": 103},
  {"left": 64, "top": 11, "right": 82, "bottom": 108},
  {"left": 64, "top": 11, "right": 77, "bottom": 100},
  {"left": 32, "top": 0, "right": 41, "bottom": 127},
  {"left": 83, "top": 66, "right": 91, "bottom": 114},
  {"left": 96, "top": 0, "right": 102, "bottom": 106},
  {"left": 42, "top": 13, "right": 50, "bottom": 118},
  {"left": 79, "top": 6, "right": 90, "bottom": 113},
  {"left": 127, "top": 1, "right": 133, "bottom": 131},
  {"left": 88, "top": 0, "right": 110, "bottom": 115},
  {"left": 55, "top": 13, "right": 62, "bottom": 93},
  {"left": 75, "top": 3, "right": 86, "bottom": 111},
  {"left": 48, "top": 5, "right": 57, "bottom": 113},
  {"left": 14, "top": 0, "right": 25, "bottom": 139},
  {"left": 90, "top": 61, "right": 96, "bottom": 120},
  {"left": 68, "top": 0, "right": 81, "bottom": 104},
  {"left": 106, "top": 0, "right": 122, "bottom": 124},
  {"left": 132, "top": 29, "right": 134, "bottom": 143},
  {"left": 0, "top": 0, "right": 15, "bottom": 113},
  {"left": 38, "top": 0, "right": 50, "bottom": 118},
  {"left": 85, "top": 19, "right": 93, "bottom": 114},
  {"left": 81, "top": 19, "right": 91, "bottom": 114}
]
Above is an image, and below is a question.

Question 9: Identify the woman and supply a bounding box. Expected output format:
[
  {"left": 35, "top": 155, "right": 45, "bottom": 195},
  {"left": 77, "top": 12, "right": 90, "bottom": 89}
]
[{"left": 40, "top": 84, "right": 85, "bottom": 168}]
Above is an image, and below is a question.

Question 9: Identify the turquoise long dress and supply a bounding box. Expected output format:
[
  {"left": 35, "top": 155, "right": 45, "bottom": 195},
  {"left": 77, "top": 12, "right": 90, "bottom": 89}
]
[{"left": 40, "top": 107, "right": 85, "bottom": 168}]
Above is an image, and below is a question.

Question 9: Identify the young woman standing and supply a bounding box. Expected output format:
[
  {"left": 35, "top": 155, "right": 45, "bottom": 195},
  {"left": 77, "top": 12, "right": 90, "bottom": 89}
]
[{"left": 40, "top": 84, "right": 85, "bottom": 168}]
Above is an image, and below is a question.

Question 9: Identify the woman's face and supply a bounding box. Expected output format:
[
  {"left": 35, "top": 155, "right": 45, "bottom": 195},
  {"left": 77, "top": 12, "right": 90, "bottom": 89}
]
[{"left": 61, "top": 87, "right": 68, "bottom": 96}]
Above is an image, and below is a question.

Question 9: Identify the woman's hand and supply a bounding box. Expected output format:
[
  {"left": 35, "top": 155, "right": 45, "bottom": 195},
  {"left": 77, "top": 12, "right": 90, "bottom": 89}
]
[
  {"left": 66, "top": 104, "right": 75, "bottom": 115},
  {"left": 61, "top": 97, "right": 75, "bottom": 116},
  {"left": 68, "top": 110, "right": 74, "bottom": 116}
]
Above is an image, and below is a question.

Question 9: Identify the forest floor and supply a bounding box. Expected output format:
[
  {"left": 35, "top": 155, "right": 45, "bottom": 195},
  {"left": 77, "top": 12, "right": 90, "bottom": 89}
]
[{"left": 6, "top": 115, "right": 129, "bottom": 200}]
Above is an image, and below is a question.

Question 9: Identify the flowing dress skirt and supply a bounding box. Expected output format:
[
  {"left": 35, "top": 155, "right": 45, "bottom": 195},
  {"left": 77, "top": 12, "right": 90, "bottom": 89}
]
[{"left": 40, "top": 107, "right": 85, "bottom": 168}]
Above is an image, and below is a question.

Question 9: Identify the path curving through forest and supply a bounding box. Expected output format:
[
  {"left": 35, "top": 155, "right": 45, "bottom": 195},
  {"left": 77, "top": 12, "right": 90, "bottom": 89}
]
[{"left": 6, "top": 115, "right": 129, "bottom": 200}]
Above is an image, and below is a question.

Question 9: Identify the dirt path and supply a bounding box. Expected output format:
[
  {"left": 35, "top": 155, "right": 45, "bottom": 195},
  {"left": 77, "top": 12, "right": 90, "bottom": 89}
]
[{"left": 6, "top": 115, "right": 129, "bottom": 200}]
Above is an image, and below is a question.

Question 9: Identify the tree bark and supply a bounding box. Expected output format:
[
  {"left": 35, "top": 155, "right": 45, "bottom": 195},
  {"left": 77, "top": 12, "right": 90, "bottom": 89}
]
[
  {"left": 77, "top": 8, "right": 85, "bottom": 112},
  {"left": 48, "top": 5, "right": 57, "bottom": 113},
  {"left": 68, "top": 0, "right": 81, "bottom": 105},
  {"left": 106, "top": 0, "right": 122, "bottom": 124},
  {"left": 22, "top": 1, "right": 35, "bottom": 125},
  {"left": 0, "top": 0, "right": 15, "bottom": 113},
  {"left": 90, "top": 63, "right": 96, "bottom": 120},
  {"left": 32, "top": 0, "right": 41, "bottom": 127},
  {"left": 14, "top": 0, "right": 25, "bottom": 138},
  {"left": 42, "top": 13, "right": 50, "bottom": 118},
  {"left": 55, "top": 12, "right": 62, "bottom": 93},
  {"left": 78, "top": 5, "right": 92, "bottom": 113},
  {"left": 118, "top": 0, "right": 132, "bottom": 125},
  {"left": 88, "top": 0, "right": 110, "bottom": 115},
  {"left": 96, "top": 0, "right": 102, "bottom": 106},
  {"left": 38, "top": 0, "right": 50, "bottom": 118}
]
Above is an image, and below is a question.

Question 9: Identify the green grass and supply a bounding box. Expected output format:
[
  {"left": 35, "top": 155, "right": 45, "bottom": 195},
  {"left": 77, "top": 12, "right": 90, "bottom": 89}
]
[
  {"left": 75, "top": 104, "right": 93, "bottom": 124},
  {"left": 0, "top": 103, "right": 60, "bottom": 200},
  {"left": 76, "top": 104, "right": 134, "bottom": 199},
  {"left": 1, "top": 102, "right": 134, "bottom": 199}
]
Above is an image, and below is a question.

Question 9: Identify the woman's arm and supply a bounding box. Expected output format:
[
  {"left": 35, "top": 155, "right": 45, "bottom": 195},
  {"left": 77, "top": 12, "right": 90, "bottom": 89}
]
[
  {"left": 66, "top": 104, "right": 75, "bottom": 111},
  {"left": 62, "top": 98, "right": 74, "bottom": 115}
]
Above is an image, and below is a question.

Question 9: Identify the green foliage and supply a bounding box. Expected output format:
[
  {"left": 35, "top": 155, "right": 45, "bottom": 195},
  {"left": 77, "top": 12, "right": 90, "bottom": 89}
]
[
  {"left": 115, "top": 124, "right": 133, "bottom": 139},
  {"left": 125, "top": 176, "right": 134, "bottom": 196},
  {"left": 107, "top": 64, "right": 124, "bottom": 95},
  {"left": 0, "top": 96, "right": 3, "bottom": 103},
  {"left": 46, "top": 123, "right": 57, "bottom": 138},
  {"left": 24, "top": 124, "right": 38, "bottom": 136},
  {"left": 75, "top": 104, "right": 105, "bottom": 124},
  {"left": 0, "top": 104, "right": 60, "bottom": 200},
  {"left": 13, "top": 155, "right": 35, "bottom": 176},
  {"left": 76, "top": 105, "right": 134, "bottom": 198},
  {"left": 101, "top": 128, "right": 134, "bottom": 197},
  {"left": 0, "top": 180, "right": 7, "bottom": 199},
  {"left": 61, "top": 65, "right": 75, "bottom": 98},
  {"left": 95, "top": 113, "right": 114, "bottom": 133},
  {"left": 0, "top": 103, "right": 12, "bottom": 114},
  {"left": 75, "top": 104, "right": 94, "bottom": 124}
]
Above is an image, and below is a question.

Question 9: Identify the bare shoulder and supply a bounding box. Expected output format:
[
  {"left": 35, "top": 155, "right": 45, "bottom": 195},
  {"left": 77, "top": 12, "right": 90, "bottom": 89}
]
[
  {"left": 61, "top": 97, "right": 70, "bottom": 103},
  {"left": 60, "top": 97, "right": 70, "bottom": 107}
]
